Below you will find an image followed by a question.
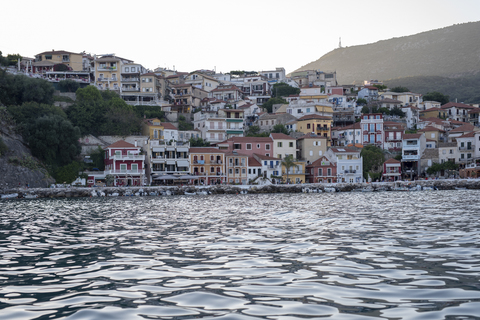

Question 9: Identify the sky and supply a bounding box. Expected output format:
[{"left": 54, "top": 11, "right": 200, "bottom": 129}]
[{"left": 1, "top": 0, "right": 479, "bottom": 74}]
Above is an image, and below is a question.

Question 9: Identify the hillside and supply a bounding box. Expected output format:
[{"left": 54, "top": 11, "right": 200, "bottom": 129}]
[{"left": 293, "top": 21, "right": 480, "bottom": 84}]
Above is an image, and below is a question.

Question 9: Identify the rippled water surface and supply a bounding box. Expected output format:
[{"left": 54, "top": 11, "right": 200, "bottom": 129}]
[{"left": 1, "top": 190, "right": 480, "bottom": 319}]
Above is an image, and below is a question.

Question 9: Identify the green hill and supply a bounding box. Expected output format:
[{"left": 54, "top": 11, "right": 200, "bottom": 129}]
[{"left": 293, "top": 21, "right": 480, "bottom": 85}]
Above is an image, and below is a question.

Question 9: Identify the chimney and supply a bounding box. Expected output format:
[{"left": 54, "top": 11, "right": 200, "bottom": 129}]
[{"left": 135, "top": 140, "right": 137, "bottom": 147}]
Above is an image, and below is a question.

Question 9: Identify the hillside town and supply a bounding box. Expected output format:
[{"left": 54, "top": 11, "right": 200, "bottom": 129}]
[{"left": 2, "top": 50, "right": 480, "bottom": 188}]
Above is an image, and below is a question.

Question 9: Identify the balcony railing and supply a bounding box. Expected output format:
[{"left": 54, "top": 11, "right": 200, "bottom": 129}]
[
  {"left": 344, "top": 170, "right": 357, "bottom": 174},
  {"left": 121, "top": 77, "right": 139, "bottom": 82},
  {"left": 97, "top": 66, "right": 117, "bottom": 71},
  {"left": 122, "top": 87, "right": 140, "bottom": 92},
  {"left": 98, "top": 77, "right": 118, "bottom": 82},
  {"left": 459, "top": 147, "right": 473, "bottom": 151},
  {"left": 105, "top": 169, "right": 145, "bottom": 175},
  {"left": 110, "top": 154, "right": 145, "bottom": 161},
  {"left": 403, "top": 155, "right": 419, "bottom": 160}
]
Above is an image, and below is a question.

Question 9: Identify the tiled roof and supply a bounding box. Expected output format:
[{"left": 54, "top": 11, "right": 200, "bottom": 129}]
[
  {"left": 161, "top": 122, "right": 178, "bottom": 130},
  {"left": 384, "top": 158, "right": 401, "bottom": 164},
  {"left": 449, "top": 123, "right": 475, "bottom": 133},
  {"left": 441, "top": 102, "right": 475, "bottom": 109},
  {"left": 270, "top": 133, "right": 295, "bottom": 140},
  {"left": 307, "top": 156, "right": 335, "bottom": 167},
  {"left": 418, "top": 126, "right": 445, "bottom": 132},
  {"left": 189, "top": 147, "right": 223, "bottom": 153},
  {"left": 253, "top": 153, "right": 281, "bottom": 160},
  {"left": 37, "top": 50, "right": 79, "bottom": 55},
  {"left": 248, "top": 157, "right": 262, "bottom": 167},
  {"left": 106, "top": 140, "right": 137, "bottom": 148},
  {"left": 403, "top": 133, "right": 422, "bottom": 139},
  {"left": 223, "top": 137, "right": 273, "bottom": 143},
  {"left": 297, "top": 114, "right": 332, "bottom": 121},
  {"left": 296, "top": 133, "right": 326, "bottom": 140},
  {"left": 458, "top": 131, "right": 476, "bottom": 138}
]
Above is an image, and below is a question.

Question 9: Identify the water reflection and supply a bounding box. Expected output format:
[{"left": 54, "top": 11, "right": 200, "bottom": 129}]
[{"left": 1, "top": 191, "right": 480, "bottom": 319}]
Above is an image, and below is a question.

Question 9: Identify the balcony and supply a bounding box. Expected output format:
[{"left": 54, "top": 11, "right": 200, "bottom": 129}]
[
  {"left": 403, "top": 155, "right": 419, "bottom": 160},
  {"left": 121, "top": 77, "right": 139, "bottom": 82},
  {"left": 386, "top": 137, "right": 401, "bottom": 141},
  {"left": 105, "top": 169, "right": 145, "bottom": 175},
  {"left": 458, "top": 146, "right": 473, "bottom": 152},
  {"left": 98, "top": 77, "right": 118, "bottom": 82},
  {"left": 97, "top": 66, "right": 117, "bottom": 71},
  {"left": 344, "top": 170, "right": 357, "bottom": 174},
  {"left": 110, "top": 154, "right": 145, "bottom": 161}
]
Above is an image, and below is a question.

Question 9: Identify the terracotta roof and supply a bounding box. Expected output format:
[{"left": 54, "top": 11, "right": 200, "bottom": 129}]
[
  {"left": 469, "top": 108, "right": 480, "bottom": 114},
  {"left": 211, "top": 85, "right": 242, "bottom": 92},
  {"left": 384, "top": 158, "right": 401, "bottom": 164},
  {"left": 297, "top": 114, "right": 332, "bottom": 121},
  {"left": 270, "top": 133, "right": 295, "bottom": 140},
  {"left": 221, "top": 137, "right": 273, "bottom": 143},
  {"left": 441, "top": 102, "right": 475, "bottom": 109},
  {"left": 418, "top": 126, "right": 445, "bottom": 132},
  {"left": 248, "top": 157, "right": 262, "bottom": 167},
  {"left": 403, "top": 133, "right": 422, "bottom": 139},
  {"left": 161, "top": 122, "right": 178, "bottom": 130},
  {"left": 307, "top": 156, "right": 335, "bottom": 167},
  {"left": 36, "top": 50, "right": 79, "bottom": 55},
  {"left": 253, "top": 153, "right": 281, "bottom": 161},
  {"left": 458, "top": 131, "right": 476, "bottom": 138},
  {"left": 224, "top": 151, "right": 249, "bottom": 157},
  {"left": 189, "top": 147, "right": 224, "bottom": 153},
  {"left": 421, "top": 107, "right": 444, "bottom": 112},
  {"left": 296, "top": 133, "right": 326, "bottom": 140},
  {"left": 106, "top": 140, "right": 137, "bottom": 149},
  {"left": 449, "top": 123, "right": 475, "bottom": 133}
]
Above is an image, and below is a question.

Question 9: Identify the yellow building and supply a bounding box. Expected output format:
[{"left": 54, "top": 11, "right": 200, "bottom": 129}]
[
  {"left": 94, "top": 54, "right": 133, "bottom": 92},
  {"left": 282, "top": 161, "right": 306, "bottom": 184},
  {"left": 419, "top": 107, "right": 447, "bottom": 119},
  {"left": 33, "top": 50, "right": 84, "bottom": 74},
  {"left": 296, "top": 114, "right": 333, "bottom": 141},
  {"left": 189, "top": 147, "right": 226, "bottom": 185},
  {"left": 142, "top": 118, "right": 164, "bottom": 140}
]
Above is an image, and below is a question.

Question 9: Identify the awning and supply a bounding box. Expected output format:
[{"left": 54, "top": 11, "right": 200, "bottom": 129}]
[
  {"left": 166, "top": 160, "right": 176, "bottom": 165},
  {"left": 152, "top": 147, "right": 165, "bottom": 152},
  {"left": 154, "top": 175, "right": 179, "bottom": 180},
  {"left": 177, "top": 160, "right": 189, "bottom": 167},
  {"left": 177, "top": 147, "right": 188, "bottom": 152}
]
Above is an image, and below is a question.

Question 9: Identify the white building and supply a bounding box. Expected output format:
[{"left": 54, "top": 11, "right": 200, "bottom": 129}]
[{"left": 326, "top": 147, "right": 363, "bottom": 183}]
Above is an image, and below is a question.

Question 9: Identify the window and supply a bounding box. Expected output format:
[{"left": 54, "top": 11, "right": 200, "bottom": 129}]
[
  {"left": 289, "top": 142, "right": 293, "bottom": 148},
  {"left": 246, "top": 143, "right": 252, "bottom": 150},
  {"left": 45, "top": 55, "right": 52, "bottom": 60},
  {"left": 229, "top": 168, "right": 233, "bottom": 174},
  {"left": 211, "top": 167, "right": 215, "bottom": 173},
  {"left": 265, "top": 144, "right": 270, "bottom": 150},
  {"left": 125, "top": 67, "right": 129, "bottom": 72},
  {"left": 235, "top": 168, "right": 239, "bottom": 174},
  {"left": 277, "top": 142, "right": 282, "bottom": 147},
  {"left": 318, "top": 168, "right": 323, "bottom": 176},
  {"left": 307, "top": 124, "right": 311, "bottom": 129},
  {"left": 319, "top": 151, "right": 322, "bottom": 156},
  {"left": 242, "top": 168, "right": 246, "bottom": 174},
  {"left": 248, "top": 169, "right": 251, "bottom": 174},
  {"left": 234, "top": 144, "right": 241, "bottom": 150},
  {"left": 257, "top": 144, "right": 260, "bottom": 149},
  {"left": 431, "top": 133, "right": 435, "bottom": 138},
  {"left": 310, "top": 151, "right": 313, "bottom": 156},
  {"left": 327, "top": 168, "right": 332, "bottom": 176}
]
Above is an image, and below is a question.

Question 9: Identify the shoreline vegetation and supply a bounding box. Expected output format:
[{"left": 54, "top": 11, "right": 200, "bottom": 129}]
[{"left": 1, "top": 179, "right": 479, "bottom": 199}]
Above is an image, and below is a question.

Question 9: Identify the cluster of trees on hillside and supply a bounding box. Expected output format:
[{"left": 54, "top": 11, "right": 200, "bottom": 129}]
[
  {"left": 245, "top": 124, "right": 290, "bottom": 137},
  {"left": 385, "top": 74, "right": 480, "bottom": 104},
  {"left": 0, "top": 51, "right": 22, "bottom": 67},
  {"left": 361, "top": 105, "right": 405, "bottom": 117},
  {"left": 0, "top": 71, "right": 167, "bottom": 183}
]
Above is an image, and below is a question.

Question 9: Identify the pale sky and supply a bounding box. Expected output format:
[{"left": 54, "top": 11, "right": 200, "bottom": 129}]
[{"left": 1, "top": 0, "right": 479, "bottom": 74}]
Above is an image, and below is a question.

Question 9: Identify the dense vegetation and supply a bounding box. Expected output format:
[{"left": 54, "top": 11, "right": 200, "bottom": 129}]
[
  {"left": 361, "top": 145, "right": 385, "bottom": 182},
  {"left": 384, "top": 73, "right": 480, "bottom": 104},
  {"left": 0, "top": 72, "right": 167, "bottom": 183}
]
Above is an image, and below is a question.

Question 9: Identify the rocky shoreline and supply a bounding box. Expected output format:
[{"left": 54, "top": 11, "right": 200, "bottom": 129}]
[{"left": 1, "top": 179, "right": 480, "bottom": 199}]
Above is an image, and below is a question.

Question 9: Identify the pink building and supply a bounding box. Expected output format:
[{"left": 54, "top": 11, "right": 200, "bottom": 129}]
[
  {"left": 215, "top": 137, "right": 274, "bottom": 157},
  {"left": 104, "top": 140, "right": 145, "bottom": 186},
  {"left": 383, "top": 158, "right": 402, "bottom": 181},
  {"left": 306, "top": 156, "right": 337, "bottom": 183},
  {"left": 361, "top": 113, "right": 384, "bottom": 148}
]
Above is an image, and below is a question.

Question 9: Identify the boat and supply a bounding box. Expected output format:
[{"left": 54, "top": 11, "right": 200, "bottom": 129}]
[
  {"left": 108, "top": 192, "right": 119, "bottom": 197},
  {"left": 324, "top": 187, "right": 336, "bottom": 193},
  {"left": 1, "top": 193, "right": 18, "bottom": 199},
  {"left": 455, "top": 187, "right": 467, "bottom": 190},
  {"left": 23, "top": 194, "right": 38, "bottom": 199},
  {"left": 184, "top": 191, "right": 197, "bottom": 195},
  {"left": 361, "top": 187, "right": 374, "bottom": 192},
  {"left": 197, "top": 190, "right": 210, "bottom": 195}
]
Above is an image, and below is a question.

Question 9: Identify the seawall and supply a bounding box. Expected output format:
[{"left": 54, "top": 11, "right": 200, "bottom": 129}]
[{"left": 2, "top": 179, "right": 480, "bottom": 199}]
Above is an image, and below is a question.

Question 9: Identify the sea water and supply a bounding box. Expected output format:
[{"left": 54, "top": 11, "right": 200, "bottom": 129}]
[{"left": 1, "top": 190, "right": 480, "bottom": 319}]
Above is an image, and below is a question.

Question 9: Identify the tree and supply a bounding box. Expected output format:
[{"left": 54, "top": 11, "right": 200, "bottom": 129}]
[
  {"left": 58, "top": 79, "right": 80, "bottom": 93},
  {"left": 390, "top": 106, "right": 406, "bottom": 117},
  {"left": 189, "top": 137, "right": 210, "bottom": 147},
  {"left": 178, "top": 115, "right": 193, "bottom": 131},
  {"left": 422, "top": 91, "right": 450, "bottom": 105},
  {"left": 100, "top": 97, "right": 141, "bottom": 135},
  {"left": 54, "top": 161, "right": 82, "bottom": 184},
  {"left": 134, "top": 105, "right": 165, "bottom": 120},
  {"left": 6, "top": 54, "right": 22, "bottom": 66},
  {"left": 281, "top": 154, "right": 298, "bottom": 184},
  {"left": 7, "top": 101, "right": 67, "bottom": 125},
  {"left": 372, "top": 84, "right": 387, "bottom": 91},
  {"left": 356, "top": 98, "right": 367, "bottom": 106},
  {"left": 272, "top": 83, "right": 300, "bottom": 98},
  {"left": 390, "top": 86, "right": 410, "bottom": 93},
  {"left": 0, "top": 70, "right": 54, "bottom": 106},
  {"left": 23, "top": 114, "right": 81, "bottom": 167},
  {"left": 66, "top": 85, "right": 106, "bottom": 135},
  {"left": 361, "top": 145, "right": 385, "bottom": 181},
  {"left": 271, "top": 124, "right": 290, "bottom": 135},
  {"left": 262, "top": 97, "right": 287, "bottom": 113},
  {"left": 88, "top": 146, "right": 105, "bottom": 170},
  {"left": 245, "top": 125, "right": 269, "bottom": 137},
  {"left": 0, "top": 137, "right": 8, "bottom": 156}
]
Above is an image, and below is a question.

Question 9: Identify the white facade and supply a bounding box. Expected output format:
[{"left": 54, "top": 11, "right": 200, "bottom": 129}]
[{"left": 326, "top": 148, "right": 363, "bottom": 183}]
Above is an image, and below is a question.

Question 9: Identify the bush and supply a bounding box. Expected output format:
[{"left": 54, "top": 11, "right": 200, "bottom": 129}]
[
  {"left": 0, "top": 137, "right": 8, "bottom": 156},
  {"left": 58, "top": 79, "right": 80, "bottom": 93}
]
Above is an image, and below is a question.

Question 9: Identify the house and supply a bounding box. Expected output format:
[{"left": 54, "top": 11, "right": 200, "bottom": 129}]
[
  {"left": 94, "top": 54, "right": 133, "bottom": 92},
  {"left": 331, "top": 123, "right": 361, "bottom": 147},
  {"left": 357, "top": 86, "right": 379, "bottom": 102},
  {"left": 161, "top": 122, "right": 179, "bottom": 141},
  {"left": 270, "top": 133, "right": 296, "bottom": 159},
  {"left": 253, "top": 154, "right": 282, "bottom": 183},
  {"left": 225, "top": 151, "right": 249, "bottom": 185},
  {"left": 419, "top": 101, "right": 441, "bottom": 111},
  {"left": 401, "top": 133, "right": 426, "bottom": 180},
  {"left": 247, "top": 156, "right": 263, "bottom": 184},
  {"left": 184, "top": 71, "right": 220, "bottom": 92},
  {"left": 286, "top": 99, "right": 333, "bottom": 119},
  {"left": 361, "top": 114, "right": 384, "bottom": 148},
  {"left": 282, "top": 160, "right": 306, "bottom": 184},
  {"left": 441, "top": 102, "right": 476, "bottom": 123},
  {"left": 447, "top": 123, "right": 477, "bottom": 142},
  {"left": 296, "top": 132, "right": 328, "bottom": 164},
  {"left": 171, "top": 83, "right": 209, "bottom": 113},
  {"left": 438, "top": 142, "right": 458, "bottom": 165},
  {"left": 149, "top": 141, "right": 190, "bottom": 183},
  {"left": 104, "top": 140, "right": 145, "bottom": 186},
  {"left": 326, "top": 147, "right": 363, "bottom": 183},
  {"left": 189, "top": 147, "right": 226, "bottom": 185},
  {"left": 296, "top": 114, "right": 333, "bottom": 141},
  {"left": 259, "top": 67, "right": 286, "bottom": 83},
  {"left": 382, "top": 158, "right": 402, "bottom": 182},
  {"left": 417, "top": 126, "right": 446, "bottom": 144},
  {"left": 256, "top": 113, "right": 296, "bottom": 132},
  {"left": 306, "top": 156, "right": 337, "bottom": 183},
  {"left": 178, "top": 130, "right": 201, "bottom": 143},
  {"left": 210, "top": 85, "right": 244, "bottom": 103},
  {"left": 383, "top": 121, "right": 405, "bottom": 152},
  {"left": 419, "top": 107, "right": 448, "bottom": 119},
  {"left": 216, "top": 137, "right": 274, "bottom": 157},
  {"left": 401, "top": 105, "right": 420, "bottom": 129},
  {"left": 142, "top": 118, "right": 163, "bottom": 140},
  {"left": 468, "top": 108, "right": 480, "bottom": 126},
  {"left": 380, "top": 91, "right": 423, "bottom": 109},
  {"left": 33, "top": 50, "right": 84, "bottom": 74},
  {"left": 420, "top": 148, "right": 439, "bottom": 177},
  {"left": 456, "top": 131, "right": 476, "bottom": 164}
]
